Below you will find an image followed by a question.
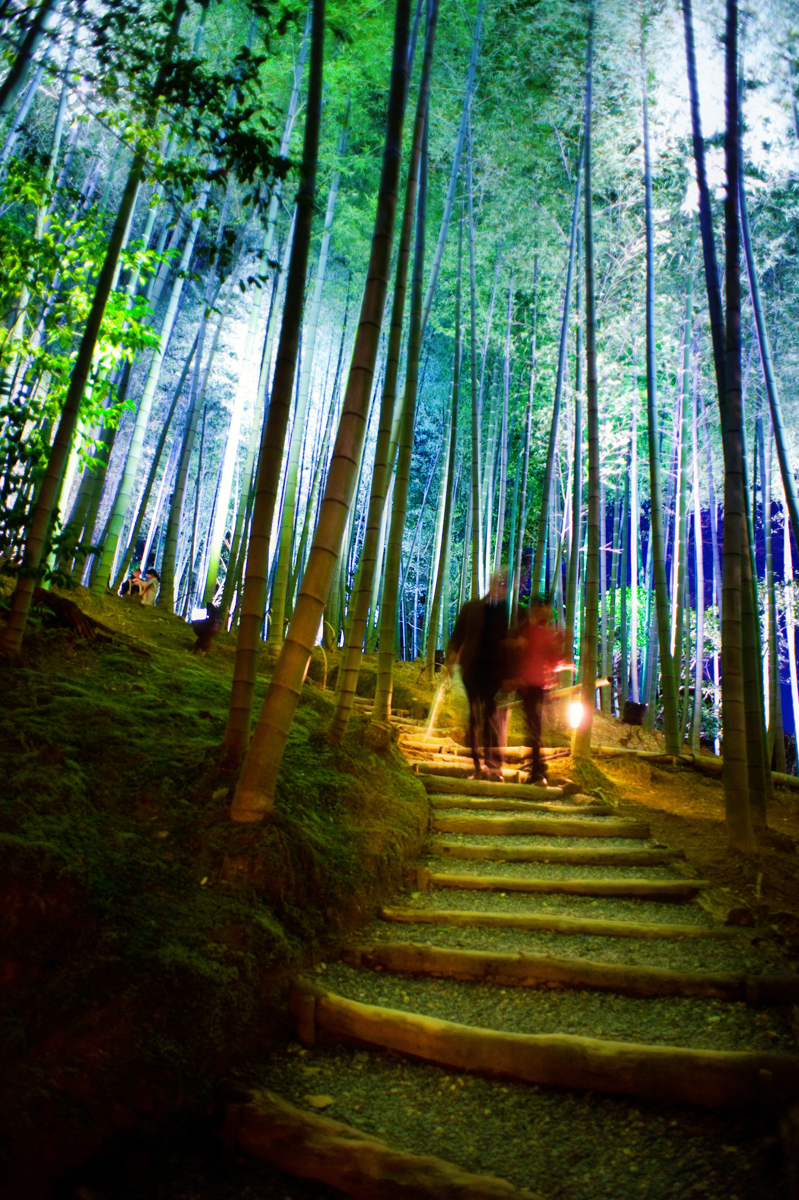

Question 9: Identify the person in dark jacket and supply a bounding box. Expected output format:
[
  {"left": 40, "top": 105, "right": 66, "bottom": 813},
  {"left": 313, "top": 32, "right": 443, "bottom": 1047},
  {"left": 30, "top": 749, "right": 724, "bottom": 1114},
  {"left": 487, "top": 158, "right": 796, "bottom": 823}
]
[{"left": 446, "top": 572, "right": 509, "bottom": 780}]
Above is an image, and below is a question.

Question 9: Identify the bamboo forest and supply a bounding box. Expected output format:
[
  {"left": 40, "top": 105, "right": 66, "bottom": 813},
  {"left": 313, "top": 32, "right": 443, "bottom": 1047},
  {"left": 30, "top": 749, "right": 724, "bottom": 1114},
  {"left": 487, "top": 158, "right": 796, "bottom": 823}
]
[{"left": 5, "top": 0, "right": 799, "bottom": 1197}]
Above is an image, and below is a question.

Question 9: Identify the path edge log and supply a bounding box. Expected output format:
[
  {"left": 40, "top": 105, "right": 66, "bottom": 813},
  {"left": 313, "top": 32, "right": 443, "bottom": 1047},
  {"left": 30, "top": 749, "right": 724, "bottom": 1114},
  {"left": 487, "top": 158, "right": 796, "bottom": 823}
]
[{"left": 228, "top": 1088, "right": 543, "bottom": 1200}]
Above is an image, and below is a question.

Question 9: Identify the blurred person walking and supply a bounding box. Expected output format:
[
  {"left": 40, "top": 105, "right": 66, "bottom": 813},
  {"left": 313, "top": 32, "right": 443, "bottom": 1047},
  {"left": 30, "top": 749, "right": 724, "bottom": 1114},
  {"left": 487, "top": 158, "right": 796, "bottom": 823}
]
[
  {"left": 506, "top": 598, "right": 566, "bottom": 785},
  {"left": 447, "top": 572, "right": 509, "bottom": 780}
]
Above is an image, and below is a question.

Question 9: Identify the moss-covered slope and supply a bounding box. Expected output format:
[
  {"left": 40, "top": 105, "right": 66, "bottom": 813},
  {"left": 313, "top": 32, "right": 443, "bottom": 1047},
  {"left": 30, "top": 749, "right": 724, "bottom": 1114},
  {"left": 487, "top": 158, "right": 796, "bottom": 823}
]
[{"left": 0, "top": 588, "right": 427, "bottom": 1198}]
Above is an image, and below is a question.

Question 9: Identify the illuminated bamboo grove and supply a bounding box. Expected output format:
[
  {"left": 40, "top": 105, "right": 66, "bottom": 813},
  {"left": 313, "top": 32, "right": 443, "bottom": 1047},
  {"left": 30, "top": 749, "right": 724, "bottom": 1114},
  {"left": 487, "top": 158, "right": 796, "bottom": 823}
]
[{"left": 0, "top": 0, "right": 798, "bottom": 843}]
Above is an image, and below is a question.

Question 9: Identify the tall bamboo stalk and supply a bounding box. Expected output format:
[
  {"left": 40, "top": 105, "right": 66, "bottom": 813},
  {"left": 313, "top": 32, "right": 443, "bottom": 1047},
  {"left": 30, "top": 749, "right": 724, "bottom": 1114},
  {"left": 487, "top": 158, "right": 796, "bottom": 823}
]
[
  {"left": 640, "top": 35, "right": 679, "bottom": 755},
  {"left": 565, "top": 249, "right": 582, "bottom": 659},
  {"left": 739, "top": 126, "right": 799, "bottom": 555},
  {"left": 160, "top": 243, "right": 240, "bottom": 610},
  {"left": 571, "top": 6, "right": 598, "bottom": 760},
  {"left": 230, "top": 0, "right": 414, "bottom": 820},
  {"left": 511, "top": 259, "right": 537, "bottom": 625},
  {"left": 672, "top": 223, "right": 697, "bottom": 686},
  {"left": 420, "top": 0, "right": 483, "bottom": 331},
  {"left": 0, "top": 0, "right": 59, "bottom": 118},
  {"left": 532, "top": 146, "right": 582, "bottom": 596},
  {"left": 372, "top": 108, "right": 432, "bottom": 716},
  {"left": 467, "top": 124, "right": 482, "bottom": 599},
  {"left": 370, "top": 10, "right": 438, "bottom": 725},
  {"left": 720, "top": 0, "right": 755, "bottom": 851},
  {"left": 266, "top": 104, "right": 350, "bottom": 649},
  {"left": 690, "top": 362, "right": 705, "bottom": 752},
  {"left": 425, "top": 212, "right": 462, "bottom": 682},
  {"left": 113, "top": 329, "right": 200, "bottom": 584},
  {"left": 783, "top": 487, "right": 799, "bottom": 755},
  {"left": 492, "top": 273, "right": 513, "bottom": 574},
  {"left": 97, "top": 180, "right": 211, "bottom": 595},
  {"left": 327, "top": 7, "right": 427, "bottom": 743},
  {"left": 629, "top": 323, "right": 640, "bottom": 703},
  {"left": 608, "top": 489, "right": 621, "bottom": 714},
  {"left": 619, "top": 463, "right": 629, "bottom": 709},
  {"left": 682, "top": 0, "right": 726, "bottom": 408},
  {"left": 224, "top": 0, "right": 327, "bottom": 764}
]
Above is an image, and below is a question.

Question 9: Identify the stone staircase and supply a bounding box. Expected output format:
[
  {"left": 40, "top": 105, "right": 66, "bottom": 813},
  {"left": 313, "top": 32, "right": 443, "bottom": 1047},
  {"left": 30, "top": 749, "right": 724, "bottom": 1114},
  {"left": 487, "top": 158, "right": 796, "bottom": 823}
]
[{"left": 228, "top": 726, "right": 799, "bottom": 1198}]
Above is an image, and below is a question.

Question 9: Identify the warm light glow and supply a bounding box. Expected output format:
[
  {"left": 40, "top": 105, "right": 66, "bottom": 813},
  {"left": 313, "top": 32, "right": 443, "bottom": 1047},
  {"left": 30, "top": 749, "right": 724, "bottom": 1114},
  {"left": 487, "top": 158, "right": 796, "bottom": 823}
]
[{"left": 568, "top": 700, "right": 583, "bottom": 729}]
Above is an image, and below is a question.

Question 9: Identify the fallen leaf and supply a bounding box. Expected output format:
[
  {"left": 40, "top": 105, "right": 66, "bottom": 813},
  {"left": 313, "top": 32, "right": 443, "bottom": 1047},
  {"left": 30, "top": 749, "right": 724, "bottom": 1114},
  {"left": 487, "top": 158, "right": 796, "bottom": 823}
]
[{"left": 305, "top": 1094, "right": 334, "bottom": 1110}]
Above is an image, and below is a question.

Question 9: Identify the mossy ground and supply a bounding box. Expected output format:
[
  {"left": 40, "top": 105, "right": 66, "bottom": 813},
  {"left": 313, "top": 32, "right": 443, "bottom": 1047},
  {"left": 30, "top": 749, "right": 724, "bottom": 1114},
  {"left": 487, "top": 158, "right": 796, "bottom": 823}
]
[{"left": 0, "top": 586, "right": 427, "bottom": 1197}]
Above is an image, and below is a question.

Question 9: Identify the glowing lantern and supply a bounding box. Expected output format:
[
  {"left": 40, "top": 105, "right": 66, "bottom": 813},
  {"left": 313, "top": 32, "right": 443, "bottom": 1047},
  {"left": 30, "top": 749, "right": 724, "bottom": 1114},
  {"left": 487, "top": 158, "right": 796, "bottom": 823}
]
[{"left": 568, "top": 700, "right": 583, "bottom": 729}]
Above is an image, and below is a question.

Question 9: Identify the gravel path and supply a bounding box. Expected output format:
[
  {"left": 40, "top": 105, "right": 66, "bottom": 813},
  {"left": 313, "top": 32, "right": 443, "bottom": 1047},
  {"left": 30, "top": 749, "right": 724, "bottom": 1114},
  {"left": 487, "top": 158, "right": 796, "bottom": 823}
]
[
  {"left": 249, "top": 1042, "right": 785, "bottom": 1200},
  {"left": 245, "top": 777, "right": 795, "bottom": 1200}
]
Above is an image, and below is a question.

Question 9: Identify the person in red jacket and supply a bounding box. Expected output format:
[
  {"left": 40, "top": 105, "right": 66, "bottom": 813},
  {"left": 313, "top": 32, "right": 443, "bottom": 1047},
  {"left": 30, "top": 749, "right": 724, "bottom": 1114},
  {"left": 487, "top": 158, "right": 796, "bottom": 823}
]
[{"left": 506, "top": 599, "right": 566, "bottom": 785}]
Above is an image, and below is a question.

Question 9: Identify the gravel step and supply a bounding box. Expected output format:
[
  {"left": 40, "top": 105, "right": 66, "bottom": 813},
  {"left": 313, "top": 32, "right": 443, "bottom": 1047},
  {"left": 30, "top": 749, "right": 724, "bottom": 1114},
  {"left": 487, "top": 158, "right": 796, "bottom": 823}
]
[
  {"left": 431, "top": 815, "right": 651, "bottom": 838},
  {"left": 342, "top": 941, "right": 799, "bottom": 1003},
  {"left": 428, "top": 839, "right": 684, "bottom": 865},
  {"left": 314, "top": 962, "right": 797, "bottom": 1055},
  {"left": 379, "top": 905, "right": 745, "bottom": 939},
  {"left": 356, "top": 918, "right": 779, "bottom": 973},
  {"left": 433, "top": 831, "right": 671, "bottom": 850},
  {"left": 417, "top": 870, "right": 710, "bottom": 898},
  {"left": 290, "top": 979, "right": 799, "bottom": 1107},
  {"left": 420, "top": 856, "right": 684, "bottom": 880},
  {"left": 430, "top": 796, "right": 609, "bottom": 815},
  {"left": 393, "top": 887, "right": 725, "bottom": 924}
]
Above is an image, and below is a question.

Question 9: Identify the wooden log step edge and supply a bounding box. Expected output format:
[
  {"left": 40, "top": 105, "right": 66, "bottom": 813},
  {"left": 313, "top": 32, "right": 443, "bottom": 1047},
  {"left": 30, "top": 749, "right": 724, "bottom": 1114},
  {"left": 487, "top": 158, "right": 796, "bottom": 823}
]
[
  {"left": 399, "top": 738, "right": 569, "bottom": 763},
  {"left": 342, "top": 941, "right": 799, "bottom": 1004},
  {"left": 422, "top": 774, "right": 569, "bottom": 800},
  {"left": 431, "top": 796, "right": 610, "bottom": 815},
  {"left": 379, "top": 905, "right": 758, "bottom": 940},
  {"left": 431, "top": 815, "right": 651, "bottom": 839},
  {"left": 226, "top": 1089, "right": 541, "bottom": 1200},
  {"left": 415, "top": 868, "right": 709, "bottom": 899},
  {"left": 289, "top": 982, "right": 799, "bottom": 1110},
  {"left": 415, "top": 762, "right": 528, "bottom": 781},
  {"left": 428, "top": 839, "right": 684, "bottom": 866}
]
